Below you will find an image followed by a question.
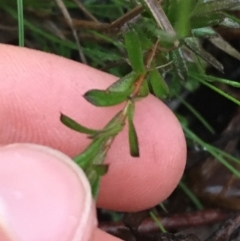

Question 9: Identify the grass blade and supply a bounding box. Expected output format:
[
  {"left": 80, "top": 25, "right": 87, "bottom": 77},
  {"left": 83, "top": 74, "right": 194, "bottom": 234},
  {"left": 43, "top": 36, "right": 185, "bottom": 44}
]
[
  {"left": 17, "top": 0, "right": 24, "bottom": 46},
  {"left": 184, "top": 127, "right": 240, "bottom": 178},
  {"left": 177, "top": 95, "right": 215, "bottom": 134},
  {"left": 179, "top": 181, "right": 204, "bottom": 209},
  {"left": 124, "top": 30, "right": 145, "bottom": 74}
]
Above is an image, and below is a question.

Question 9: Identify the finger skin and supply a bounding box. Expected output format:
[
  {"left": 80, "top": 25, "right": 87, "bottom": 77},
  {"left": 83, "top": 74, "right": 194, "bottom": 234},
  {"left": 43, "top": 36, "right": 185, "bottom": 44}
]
[
  {"left": 0, "top": 144, "right": 96, "bottom": 241},
  {"left": 0, "top": 44, "right": 186, "bottom": 211}
]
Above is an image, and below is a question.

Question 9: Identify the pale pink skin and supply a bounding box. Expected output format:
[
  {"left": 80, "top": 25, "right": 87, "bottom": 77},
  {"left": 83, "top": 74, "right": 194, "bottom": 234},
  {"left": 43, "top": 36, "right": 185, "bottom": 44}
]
[{"left": 0, "top": 44, "right": 187, "bottom": 241}]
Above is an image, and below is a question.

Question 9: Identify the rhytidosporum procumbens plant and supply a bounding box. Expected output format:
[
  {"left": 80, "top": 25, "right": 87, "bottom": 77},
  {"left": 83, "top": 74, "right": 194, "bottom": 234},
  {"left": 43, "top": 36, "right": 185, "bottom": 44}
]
[{"left": 59, "top": 0, "right": 240, "bottom": 198}]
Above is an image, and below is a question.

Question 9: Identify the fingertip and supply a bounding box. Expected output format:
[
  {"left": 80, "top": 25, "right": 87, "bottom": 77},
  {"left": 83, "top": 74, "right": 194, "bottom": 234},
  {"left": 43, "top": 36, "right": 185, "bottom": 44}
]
[
  {"left": 97, "top": 95, "right": 186, "bottom": 211},
  {"left": 0, "top": 144, "right": 96, "bottom": 241}
]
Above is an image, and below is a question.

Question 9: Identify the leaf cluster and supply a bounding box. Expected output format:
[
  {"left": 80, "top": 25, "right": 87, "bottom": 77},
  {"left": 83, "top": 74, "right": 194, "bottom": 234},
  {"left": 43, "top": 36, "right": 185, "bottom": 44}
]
[{"left": 59, "top": 0, "right": 240, "bottom": 198}]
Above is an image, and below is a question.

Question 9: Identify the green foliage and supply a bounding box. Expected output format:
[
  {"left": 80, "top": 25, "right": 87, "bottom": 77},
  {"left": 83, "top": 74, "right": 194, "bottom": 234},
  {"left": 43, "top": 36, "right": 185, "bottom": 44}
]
[
  {"left": 66, "top": 0, "right": 240, "bottom": 198},
  {"left": 149, "top": 69, "right": 169, "bottom": 99},
  {"left": 170, "top": 48, "right": 188, "bottom": 81},
  {"left": 60, "top": 114, "right": 99, "bottom": 135},
  {"left": 68, "top": 110, "right": 126, "bottom": 197},
  {"left": 17, "top": 0, "right": 24, "bottom": 46},
  {"left": 191, "top": 0, "right": 240, "bottom": 16},
  {"left": 124, "top": 30, "right": 145, "bottom": 74},
  {"left": 127, "top": 102, "right": 139, "bottom": 157},
  {"left": 107, "top": 72, "right": 138, "bottom": 92},
  {"left": 84, "top": 89, "right": 132, "bottom": 107},
  {"left": 184, "top": 37, "right": 224, "bottom": 73}
]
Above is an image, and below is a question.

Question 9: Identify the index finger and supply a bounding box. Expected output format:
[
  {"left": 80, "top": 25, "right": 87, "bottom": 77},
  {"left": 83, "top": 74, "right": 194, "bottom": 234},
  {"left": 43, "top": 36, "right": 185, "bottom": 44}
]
[{"left": 0, "top": 44, "right": 186, "bottom": 211}]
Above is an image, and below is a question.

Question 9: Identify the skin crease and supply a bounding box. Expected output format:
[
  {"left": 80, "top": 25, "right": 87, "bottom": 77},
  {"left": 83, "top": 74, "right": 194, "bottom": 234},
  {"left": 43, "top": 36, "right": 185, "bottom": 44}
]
[{"left": 0, "top": 44, "right": 186, "bottom": 241}]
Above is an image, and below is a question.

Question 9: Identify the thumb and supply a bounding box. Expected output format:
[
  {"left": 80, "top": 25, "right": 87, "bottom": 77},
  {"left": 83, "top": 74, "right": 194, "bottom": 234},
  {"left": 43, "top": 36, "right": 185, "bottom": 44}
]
[{"left": 0, "top": 144, "right": 96, "bottom": 241}]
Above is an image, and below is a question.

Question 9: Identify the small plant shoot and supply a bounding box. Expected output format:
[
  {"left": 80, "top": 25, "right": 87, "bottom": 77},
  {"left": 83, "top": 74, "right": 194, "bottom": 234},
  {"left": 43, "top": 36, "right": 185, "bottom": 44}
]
[{"left": 57, "top": 0, "right": 240, "bottom": 198}]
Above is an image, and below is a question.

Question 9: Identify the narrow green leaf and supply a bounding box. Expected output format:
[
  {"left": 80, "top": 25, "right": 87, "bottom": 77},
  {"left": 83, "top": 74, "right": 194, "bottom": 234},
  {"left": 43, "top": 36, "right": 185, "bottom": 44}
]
[
  {"left": 137, "top": 79, "right": 149, "bottom": 98},
  {"left": 17, "top": 0, "right": 24, "bottom": 46},
  {"left": 132, "top": 25, "right": 154, "bottom": 50},
  {"left": 179, "top": 181, "right": 204, "bottom": 210},
  {"left": 192, "top": 27, "right": 217, "bottom": 38},
  {"left": 91, "top": 175, "right": 100, "bottom": 199},
  {"left": 73, "top": 138, "right": 106, "bottom": 170},
  {"left": 169, "top": 0, "right": 198, "bottom": 38},
  {"left": 184, "top": 127, "right": 240, "bottom": 178},
  {"left": 209, "top": 35, "right": 240, "bottom": 61},
  {"left": 190, "top": 73, "right": 240, "bottom": 106},
  {"left": 92, "top": 164, "right": 109, "bottom": 176},
  {"left": 124, "top": 30, "right": 145, "bottom": 74},
  {"left": 107, "top": 72, "right": 137, "bottom": 93},
  {"left": 127, "top": 103, "right": 139, "bottom": 157},
  {"left": 60, "top": 113, "right": 99, "bottom": 135},
  {"left": 149, "top": 70, "right": 169, "bottom": 99},
  {"left": 170, "top": 48, "right": 188, "bottom": 81},
  {"left": 177, "top": 95, "right": 215, "bottom": 134},
  {"left": 86, "top": 150, "right": 107, "bottom": 199},
  {"left": 84, "top": 89, "right": 131, "bottom": 107},
  {"left": 190, "top": 13, "right": 224, "bottom": 29},
  {"left": 184, "top": 37, "right": 224, "bottom": 73},
  {"left": 191, "top": 0, "right": 240, "bottom": 17},
  {"left": 219, "top": 17, "right": 240, "bottom": 28},
  {"left": 200, "top": 73, "right": 240, "bottom": 88},
  {"left": 149, "top": 211, "right": 167, "bottom": 233},
  {"left": 89, "top": 111, "right": 125, "bottom": 139}
]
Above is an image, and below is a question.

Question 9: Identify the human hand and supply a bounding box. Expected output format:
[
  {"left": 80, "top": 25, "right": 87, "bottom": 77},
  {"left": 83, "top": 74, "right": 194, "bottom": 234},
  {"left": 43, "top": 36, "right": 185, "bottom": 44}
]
[{"left": 0, "top": 44, "right": 186, "bottom": 241}]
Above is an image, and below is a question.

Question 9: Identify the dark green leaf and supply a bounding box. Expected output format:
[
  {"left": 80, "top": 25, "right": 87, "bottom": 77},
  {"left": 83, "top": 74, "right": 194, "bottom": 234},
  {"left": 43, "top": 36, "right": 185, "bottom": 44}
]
[
  {"left": 86, "top": 150, "right": 107, "bottom": 199},
  {"left": 127, "top": 103, "right": 139, "bottom": 157},
  {"left": 89, "top": 111, "right": 125, "bottom": 139},
  {"left": 149, "top": 70, "right": 169, "bottom": 99},
  {"left": 131, "top": 24, "right": 153, "bottom": 50},
  {"left": 190, "top": 13, "right": 224, "bottom": 29},
  {"left": 191, "top": 0, "right": 240, "bottom": 16},
  {"left": 124, "top": 30, "right": 145, "bottom": 74},
  {"left": 209, "top": 35, "right": 240, "bottom": 61},
  {"left": 84, "top": 89, "right": 131, "bottom": 107},
  {"left": 92, "top": 164, "right": 109, "bottom": 176},
  {"left": 60, "top": 113, "right": 98, "bottom": 135},
  {"left": 137, "top": 79, "right": 149, "bottom": 98},
  {"left": 184, "top": 37, "right": 224, "bottom": 73},
  {"left": 107, "top": 72, "right": 137, "bottom": 93},
  {"left": 170, "top": 48, "right": 188, "bottom": 81}
]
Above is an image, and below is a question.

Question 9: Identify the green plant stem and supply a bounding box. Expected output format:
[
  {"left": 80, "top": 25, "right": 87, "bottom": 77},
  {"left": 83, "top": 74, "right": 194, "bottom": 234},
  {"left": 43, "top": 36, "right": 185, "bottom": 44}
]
[
  {"left": 184, "top": 127, "right": 240, "bottom": 178},
  {"left": 176, "top": 95, "right": 215, "bottom": 134},
  {"left": 17, "top": 0, "right": 24, "bottom": 46},
  {"left": 179, "top": 181, "right": 204, "bottom": 209},
  {"left": 190, "top": 73, "right": 240, "bottom": 106},
  {"left": 149, "top": 211, "right": 167, "bottom": 233}
]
